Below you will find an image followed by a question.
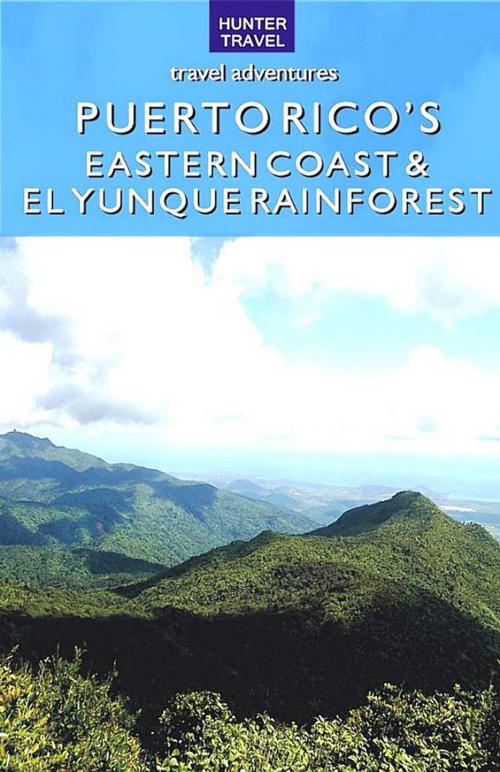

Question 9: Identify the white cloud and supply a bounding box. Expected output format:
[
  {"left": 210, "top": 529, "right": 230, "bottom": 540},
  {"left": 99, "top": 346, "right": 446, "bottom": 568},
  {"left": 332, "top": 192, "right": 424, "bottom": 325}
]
[
  {"left": 214, "top": 236, "right": 500, "bottom": 324},
  {"left": 0, "top": 332, "right": 52, "bottom": 425},
  {"left": 1, "top": 236, "right": 500, "bottom": 457}
]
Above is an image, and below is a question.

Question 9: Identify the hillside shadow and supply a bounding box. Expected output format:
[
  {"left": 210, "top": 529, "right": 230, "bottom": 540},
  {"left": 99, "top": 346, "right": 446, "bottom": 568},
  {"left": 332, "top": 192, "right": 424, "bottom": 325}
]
[
  {"left": 54, "top": 488, "right": 134, "bottom": 515},
  {"left": 0, "top": 589, "right": 497, "bottom": 743},
  {"left": 152, "top": 482, "right": 218, "bottom": 520},
  {"left": 36, "top": 511, "right": 124, "bottom": 544},
  {"left": 0, "top": 458, "right": 82, "bottom": 484},
  {"left": 70, "top": 548, "right": 165, "bottom": 576},
  {"left": 0, "top": 509, "right": 36, "bottom": 545}
]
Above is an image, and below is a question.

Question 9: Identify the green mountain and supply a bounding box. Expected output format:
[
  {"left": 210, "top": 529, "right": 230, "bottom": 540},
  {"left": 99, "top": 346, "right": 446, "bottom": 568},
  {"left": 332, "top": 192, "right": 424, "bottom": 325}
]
[
  {"left": 310, "top": 489, "right": 440, "bottom": 537},
  {"left": 0, "top": 431, "right": 313, "bottom": 568},
  {"left": 120, "top": 492, "right": 498, "bottom": 719},
  {"left": 1, "top": 490, "right": 496, "bottom": 733},
  {"left": 134, "top": 491, "right": 500, "bottom": 622},
  {"left": 0, "top": 545, "right": 165, "bottom": 589}
]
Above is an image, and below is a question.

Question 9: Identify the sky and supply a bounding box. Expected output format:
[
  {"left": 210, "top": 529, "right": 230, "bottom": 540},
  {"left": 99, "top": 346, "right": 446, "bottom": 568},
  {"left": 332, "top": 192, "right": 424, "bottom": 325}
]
[{"left": 2, "top": 235, "right": 500, "bottom": 497}]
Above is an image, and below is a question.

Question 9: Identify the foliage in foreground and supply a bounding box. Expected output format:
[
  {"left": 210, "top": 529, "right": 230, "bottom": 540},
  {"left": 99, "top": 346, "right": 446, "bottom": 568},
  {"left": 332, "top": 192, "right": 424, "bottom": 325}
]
[
  {"left": 0, "top": 653, "right": 144, "bottom": 771},
  {"left": 157, "top": 686, "right": 499, "bottom": 771},
  {"left": 0, "top": 653, "right": 498, "bottom": 771}
]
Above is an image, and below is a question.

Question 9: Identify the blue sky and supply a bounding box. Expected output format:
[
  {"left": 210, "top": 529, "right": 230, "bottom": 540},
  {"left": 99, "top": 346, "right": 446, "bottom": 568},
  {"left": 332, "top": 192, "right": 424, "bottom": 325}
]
[{"left": 243, "top": 284, "right": 500, "bottom": 372}]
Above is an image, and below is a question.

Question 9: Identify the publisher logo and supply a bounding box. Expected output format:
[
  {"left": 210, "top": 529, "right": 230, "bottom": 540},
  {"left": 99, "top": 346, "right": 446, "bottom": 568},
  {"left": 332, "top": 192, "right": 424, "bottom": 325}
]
[{"left": 209, "top": 0, "right": 295, "bottom": 53}]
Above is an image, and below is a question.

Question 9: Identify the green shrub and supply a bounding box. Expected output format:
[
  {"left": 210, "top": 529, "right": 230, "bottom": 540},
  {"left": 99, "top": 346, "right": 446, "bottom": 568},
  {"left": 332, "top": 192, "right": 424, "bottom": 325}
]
[
  {"left": 0, "top": 650, "right": 497, "bottom": 772},
  {"left": 0, "top": 652, "right": 145, "bottom": 770},
  {"left": 157, "top": 685, "right": 499, "bottom": 771}
]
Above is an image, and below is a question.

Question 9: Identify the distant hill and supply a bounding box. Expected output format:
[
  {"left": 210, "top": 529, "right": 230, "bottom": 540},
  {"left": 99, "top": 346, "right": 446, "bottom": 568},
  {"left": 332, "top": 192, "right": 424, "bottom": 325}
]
[
  {"left": 226, "top": 478, "right": 304, "bottom": 511},
  {"left": 220, "top": 477, "right": 500, "bottom": 538},
  {"left": 221, "top": 477, "right": 441, "bottom": 526},
  {"left": 0, "top": 431, "right": 313, "bottom": 568}
]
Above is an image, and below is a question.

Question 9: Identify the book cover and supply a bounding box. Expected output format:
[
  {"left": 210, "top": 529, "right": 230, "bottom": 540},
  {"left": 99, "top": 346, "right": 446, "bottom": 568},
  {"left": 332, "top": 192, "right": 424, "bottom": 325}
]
[{"left": 0, "top": 0, "right": 498, "bottom": 767}]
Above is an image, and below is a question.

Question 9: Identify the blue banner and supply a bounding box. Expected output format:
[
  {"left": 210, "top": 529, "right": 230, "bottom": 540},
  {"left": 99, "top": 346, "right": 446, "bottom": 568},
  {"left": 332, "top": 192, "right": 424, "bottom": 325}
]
[{"left": 1, "top": 1, "right": 499, "bottom": 236}]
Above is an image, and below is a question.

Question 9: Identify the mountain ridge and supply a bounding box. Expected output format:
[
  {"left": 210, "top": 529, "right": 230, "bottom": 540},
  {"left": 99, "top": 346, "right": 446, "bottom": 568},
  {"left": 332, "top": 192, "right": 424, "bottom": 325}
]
[
  {"left": 134, "top": 490, "right": 500, "bottom": 625},
  {"left": 0, "top": 431, "right": 314, "bottom": 568},
  {"left": 309, "top": 490, "right": 438, "bottom": 537}
]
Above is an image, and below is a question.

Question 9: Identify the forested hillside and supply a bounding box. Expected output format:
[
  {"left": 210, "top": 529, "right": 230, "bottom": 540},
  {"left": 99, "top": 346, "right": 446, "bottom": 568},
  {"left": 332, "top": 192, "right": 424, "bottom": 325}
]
[
  {"left": 0, "top": 491, "right": 497, "bottom": 742},
  {"left": 0, "top": 545, "right": 165, "bottom": 589},
  {"left": 136, "top": 491, "right": 500, "bottom": 625},
  {"left": 0, "top": 431, "right": 312, "bottom": 571}
]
